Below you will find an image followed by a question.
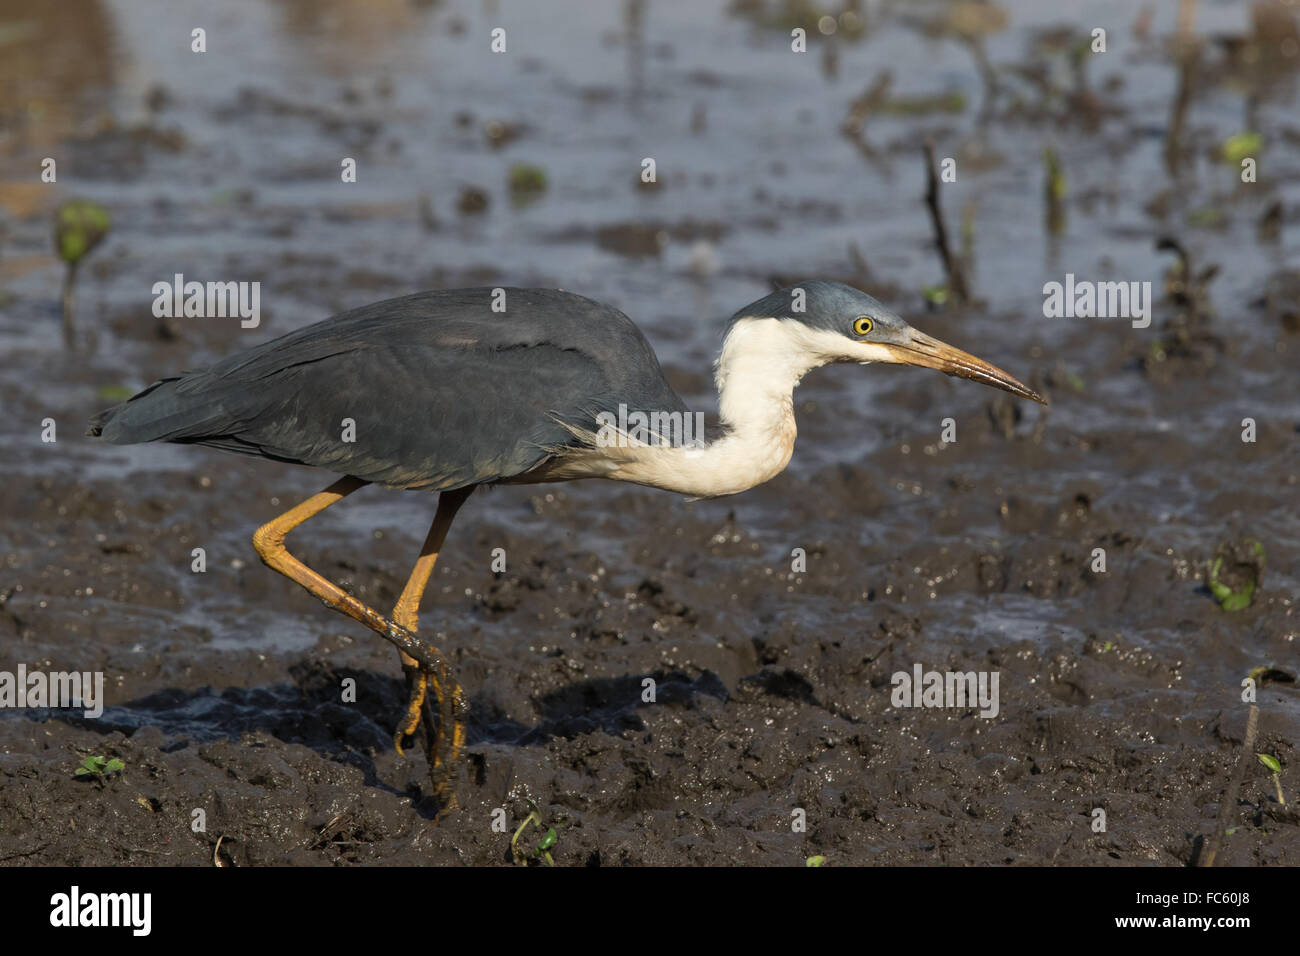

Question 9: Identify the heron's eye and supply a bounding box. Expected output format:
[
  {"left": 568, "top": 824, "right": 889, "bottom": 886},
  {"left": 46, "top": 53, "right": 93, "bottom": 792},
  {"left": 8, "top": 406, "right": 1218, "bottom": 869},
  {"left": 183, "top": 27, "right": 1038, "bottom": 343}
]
[{"left": 853, "top": 316, "right": 874, "bottom": 336}]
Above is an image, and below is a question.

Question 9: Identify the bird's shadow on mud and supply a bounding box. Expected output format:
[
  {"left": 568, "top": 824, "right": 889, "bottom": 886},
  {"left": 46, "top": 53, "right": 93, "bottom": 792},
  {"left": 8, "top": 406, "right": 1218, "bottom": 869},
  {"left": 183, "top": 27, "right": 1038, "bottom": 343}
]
[
  {"left": 19, "top": 662, "right": 730, "bottom": 817},
  {"left": 501, "top": 668, "right": 728, "bottom": 745}
]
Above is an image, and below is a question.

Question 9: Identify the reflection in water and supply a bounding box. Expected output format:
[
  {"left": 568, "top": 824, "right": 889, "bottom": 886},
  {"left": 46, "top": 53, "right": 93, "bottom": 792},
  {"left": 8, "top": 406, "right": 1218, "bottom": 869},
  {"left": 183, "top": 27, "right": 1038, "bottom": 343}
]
[
  {"left": 626, "top": 0, "right": 645, "bottom": 108},
  {"left": 272, "top": 0, "right": 427, "bottom": 76},
  {"left": 0, "top": 0, "right": 116, "bottom": 148},
  {"left": 0, "top": 0, "right": 1294, "bottom": 381}
]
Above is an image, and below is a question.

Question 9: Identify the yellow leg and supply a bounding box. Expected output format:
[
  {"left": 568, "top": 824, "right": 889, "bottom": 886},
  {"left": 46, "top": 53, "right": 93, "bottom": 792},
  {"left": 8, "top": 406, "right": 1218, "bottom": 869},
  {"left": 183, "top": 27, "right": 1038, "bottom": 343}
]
[
  {"left": 392, "top": 486, "right": 472, "bottom": 764},
  {"left": 251, "top": 477, "right": 470, "bottom": 802}
]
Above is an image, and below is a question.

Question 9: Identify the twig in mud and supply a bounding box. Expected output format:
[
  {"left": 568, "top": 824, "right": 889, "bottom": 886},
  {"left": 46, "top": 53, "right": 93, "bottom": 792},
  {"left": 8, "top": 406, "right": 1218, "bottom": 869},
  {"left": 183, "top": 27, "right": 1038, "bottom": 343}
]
[
  {"left": 959, "top": 34, "right": 999, "bottom": 119},
  {"left": 61, "top": 262, "right": 79, "bottom": 350},
  {"left": 1165, "top": 35, "right": 1200, "bottom": 179},
  {"left": 1044, "top": 147, "right": 1066, "bottom": 237},
  {"left": 0, "top": 844, "right": 51, "bottom": 863},
  {"left": 1177, "top": 0, "right": 1198, "bottom": 42},
  {"left": 841, "top": 70, "right": 892, "bottom": 140},
  {"left": 112, "top": 843, "right": 173, "bottom": 858},
  {"left": 309, "top": 811, "right": 349, "bottom": 849},
  {"left": 1155, "top": 236, "right": 1219, "bottom": 324},
  {"left": 1199, "top": 703, "right": 1258, "bottom": 867},
  {"left": 847, "top": 242, "right": 872, "bottom": 282},
  {"left": 921, "top": 140, "right": 969, "bottom": 305}
]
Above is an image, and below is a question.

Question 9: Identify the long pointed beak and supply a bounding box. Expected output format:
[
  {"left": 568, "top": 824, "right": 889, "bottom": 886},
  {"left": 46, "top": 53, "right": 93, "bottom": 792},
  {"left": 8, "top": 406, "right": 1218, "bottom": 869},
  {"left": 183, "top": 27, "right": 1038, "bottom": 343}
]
[{"left": 881, "top": 329, "right": 1046, "bottom": 404}]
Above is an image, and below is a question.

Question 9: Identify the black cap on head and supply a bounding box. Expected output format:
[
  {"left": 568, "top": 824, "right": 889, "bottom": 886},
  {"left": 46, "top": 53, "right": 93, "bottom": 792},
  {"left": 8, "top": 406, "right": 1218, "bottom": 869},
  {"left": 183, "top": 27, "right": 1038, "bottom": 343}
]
[{"left": 729, "top": 280, "right": 908, "bottom": 340}]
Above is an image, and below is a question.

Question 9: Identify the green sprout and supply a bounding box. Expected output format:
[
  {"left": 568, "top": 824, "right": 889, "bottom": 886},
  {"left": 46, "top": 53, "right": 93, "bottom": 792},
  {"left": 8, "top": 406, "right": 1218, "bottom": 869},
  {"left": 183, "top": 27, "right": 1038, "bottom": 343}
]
[
  {"left": 56, "top": 200, "right": 110, "bottom": 264},
  {"left": 74, "top": 755, "right": 125, "bottom": 785},
  {"left": 806, "top": 855, "right": 826, "bottom": 867},
  {"left": 1220, "top": 132, "right": 1261, "bottom": 167},
  {"left": 537, "top": 827, "right": 557, "bottom": 854},
  {"left": 1187, "top": 207, "right": 1225, "bottom": 229},
  {"left": 1257, "top": 753, "right": 1285, "bottom": 806},
  {"left": 508, "top": 164, "right": 548, "bottom": 204},
  {"left": 881, "top": 92, "right": 966, "bottom": 116},
  {"left": 510, "top": 799, "right": 557, "bottom": 866},
  {"left": 53, "top": 199, "right": 111, "bottom": 349},
  {"left": 97, "top": 384, "right": 136, "bottom": 403},
  {"left": 921, "top": 284, "right": 950, "bottom": 307},
  {"left": 1208, "top": 540, "right": 1265, "bottom": 611},
  {"left": 1248, "top": 665, "right": 1296, "bottom": 686}
]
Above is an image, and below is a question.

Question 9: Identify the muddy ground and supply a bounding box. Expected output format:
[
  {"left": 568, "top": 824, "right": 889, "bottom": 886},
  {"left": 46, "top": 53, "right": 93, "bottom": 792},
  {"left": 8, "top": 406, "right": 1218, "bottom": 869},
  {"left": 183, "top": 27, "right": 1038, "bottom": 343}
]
[{"left": 0, "top": 0, "right": 1298, "bottom": 866}]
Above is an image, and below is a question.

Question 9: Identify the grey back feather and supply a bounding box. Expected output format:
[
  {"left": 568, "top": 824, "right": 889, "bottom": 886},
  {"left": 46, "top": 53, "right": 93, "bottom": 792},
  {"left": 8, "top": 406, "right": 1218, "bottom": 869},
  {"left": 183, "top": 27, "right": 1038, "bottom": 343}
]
[{"left": 90, "top": 288, "right": 688, "bottom": 490}]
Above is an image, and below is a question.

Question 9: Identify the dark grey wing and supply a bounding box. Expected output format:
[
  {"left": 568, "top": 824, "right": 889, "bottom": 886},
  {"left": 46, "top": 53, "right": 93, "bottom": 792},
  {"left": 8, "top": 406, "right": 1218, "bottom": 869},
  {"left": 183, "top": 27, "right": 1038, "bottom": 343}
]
[
  {"left": 186, "top": 338, "right": 626, "bottom": 489},
  {"left": 90, "top": 288, "right": 689, "bottom": 490}
]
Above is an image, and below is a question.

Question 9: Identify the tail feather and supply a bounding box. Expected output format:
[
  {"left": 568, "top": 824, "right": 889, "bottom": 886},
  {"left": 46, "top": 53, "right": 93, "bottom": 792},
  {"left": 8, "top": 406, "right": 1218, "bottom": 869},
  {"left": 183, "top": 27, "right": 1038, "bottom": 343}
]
[{"left": 87, "top": 375, "right": 251, "bottom": 444}]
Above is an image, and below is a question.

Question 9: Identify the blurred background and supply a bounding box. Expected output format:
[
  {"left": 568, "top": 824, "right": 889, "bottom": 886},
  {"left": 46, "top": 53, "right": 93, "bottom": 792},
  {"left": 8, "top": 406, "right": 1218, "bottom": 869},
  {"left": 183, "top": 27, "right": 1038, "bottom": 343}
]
[{"left": 0, "top": 0, "right": 1297, "bottom": 865}]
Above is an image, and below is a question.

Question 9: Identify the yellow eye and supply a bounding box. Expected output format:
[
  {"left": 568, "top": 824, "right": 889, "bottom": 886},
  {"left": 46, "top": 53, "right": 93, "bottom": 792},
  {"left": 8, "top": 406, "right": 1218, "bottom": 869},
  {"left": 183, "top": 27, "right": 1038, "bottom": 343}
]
[{"left": 853, "top": 316, "right": 874, "bottom": 336}]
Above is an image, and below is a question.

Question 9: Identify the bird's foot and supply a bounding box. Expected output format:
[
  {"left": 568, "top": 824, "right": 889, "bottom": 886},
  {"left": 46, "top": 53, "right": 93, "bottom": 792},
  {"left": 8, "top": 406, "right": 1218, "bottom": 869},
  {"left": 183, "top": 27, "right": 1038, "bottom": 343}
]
[
  {"left": 392, "top": 664, "right": 428, "bottom": 758},
  {"left": 423, "top": 668, "right": 468, "bottom": 816},
  {"left": 392, "top": 663, "right": 461, "bottom": 817}
]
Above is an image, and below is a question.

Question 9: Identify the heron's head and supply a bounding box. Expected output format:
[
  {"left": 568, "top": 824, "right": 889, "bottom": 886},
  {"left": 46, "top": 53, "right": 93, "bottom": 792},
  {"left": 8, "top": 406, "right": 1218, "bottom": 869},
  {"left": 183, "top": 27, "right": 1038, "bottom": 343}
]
[{"left": 726, "top": 280, "right": 1045, "bottom": 404}]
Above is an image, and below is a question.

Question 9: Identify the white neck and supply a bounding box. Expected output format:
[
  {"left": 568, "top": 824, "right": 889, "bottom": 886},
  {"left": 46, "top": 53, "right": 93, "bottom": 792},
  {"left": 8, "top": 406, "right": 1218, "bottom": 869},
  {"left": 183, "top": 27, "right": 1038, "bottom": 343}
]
[{"left": 606, "top": 318, "right": 848, "bottom": 498}]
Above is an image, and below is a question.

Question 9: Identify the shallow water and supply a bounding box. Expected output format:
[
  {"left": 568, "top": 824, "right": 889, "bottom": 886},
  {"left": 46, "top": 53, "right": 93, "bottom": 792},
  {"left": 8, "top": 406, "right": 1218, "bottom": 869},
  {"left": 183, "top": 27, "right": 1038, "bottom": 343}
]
[{"left": 0, "top": 0, "right": 1297, "bottom": 866}]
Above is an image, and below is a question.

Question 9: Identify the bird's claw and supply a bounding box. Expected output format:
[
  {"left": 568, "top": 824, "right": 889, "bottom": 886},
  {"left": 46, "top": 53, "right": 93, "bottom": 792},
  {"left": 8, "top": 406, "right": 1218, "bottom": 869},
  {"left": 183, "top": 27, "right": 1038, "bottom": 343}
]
[{"left": 392, "top": 665, "right": 428, "bottom": 757}]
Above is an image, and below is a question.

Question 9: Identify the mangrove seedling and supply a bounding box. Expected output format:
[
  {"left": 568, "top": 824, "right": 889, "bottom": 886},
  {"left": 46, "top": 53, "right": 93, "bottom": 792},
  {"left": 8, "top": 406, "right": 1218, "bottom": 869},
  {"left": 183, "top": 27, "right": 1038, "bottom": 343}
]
[
  {"left": 74, "top": 754, "right": 125, "bottom": 787},
  {"left": 1220, "top": 132, "right": 1261, "bottom": 167},
  {"left": 1248, "top": 665, "right": 1297, "bottom": 688},
  {"left": 1208, "top": 539, "right": 1265, "bottom": 611},
  {"left": 921, "top": 284, "right": 950, "bottom": 307},
  {"left": 54, "top": 199, "right": 110, "bottom": 349},
  {"left": 510, "top": 799, "right": 557, "bottom": 866},
  {"left": 1257, "top": 753, "right": 1285, "bottom": 806},
  {"left": 508, "top": 163, "right": 548, "bottom": 196}
]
